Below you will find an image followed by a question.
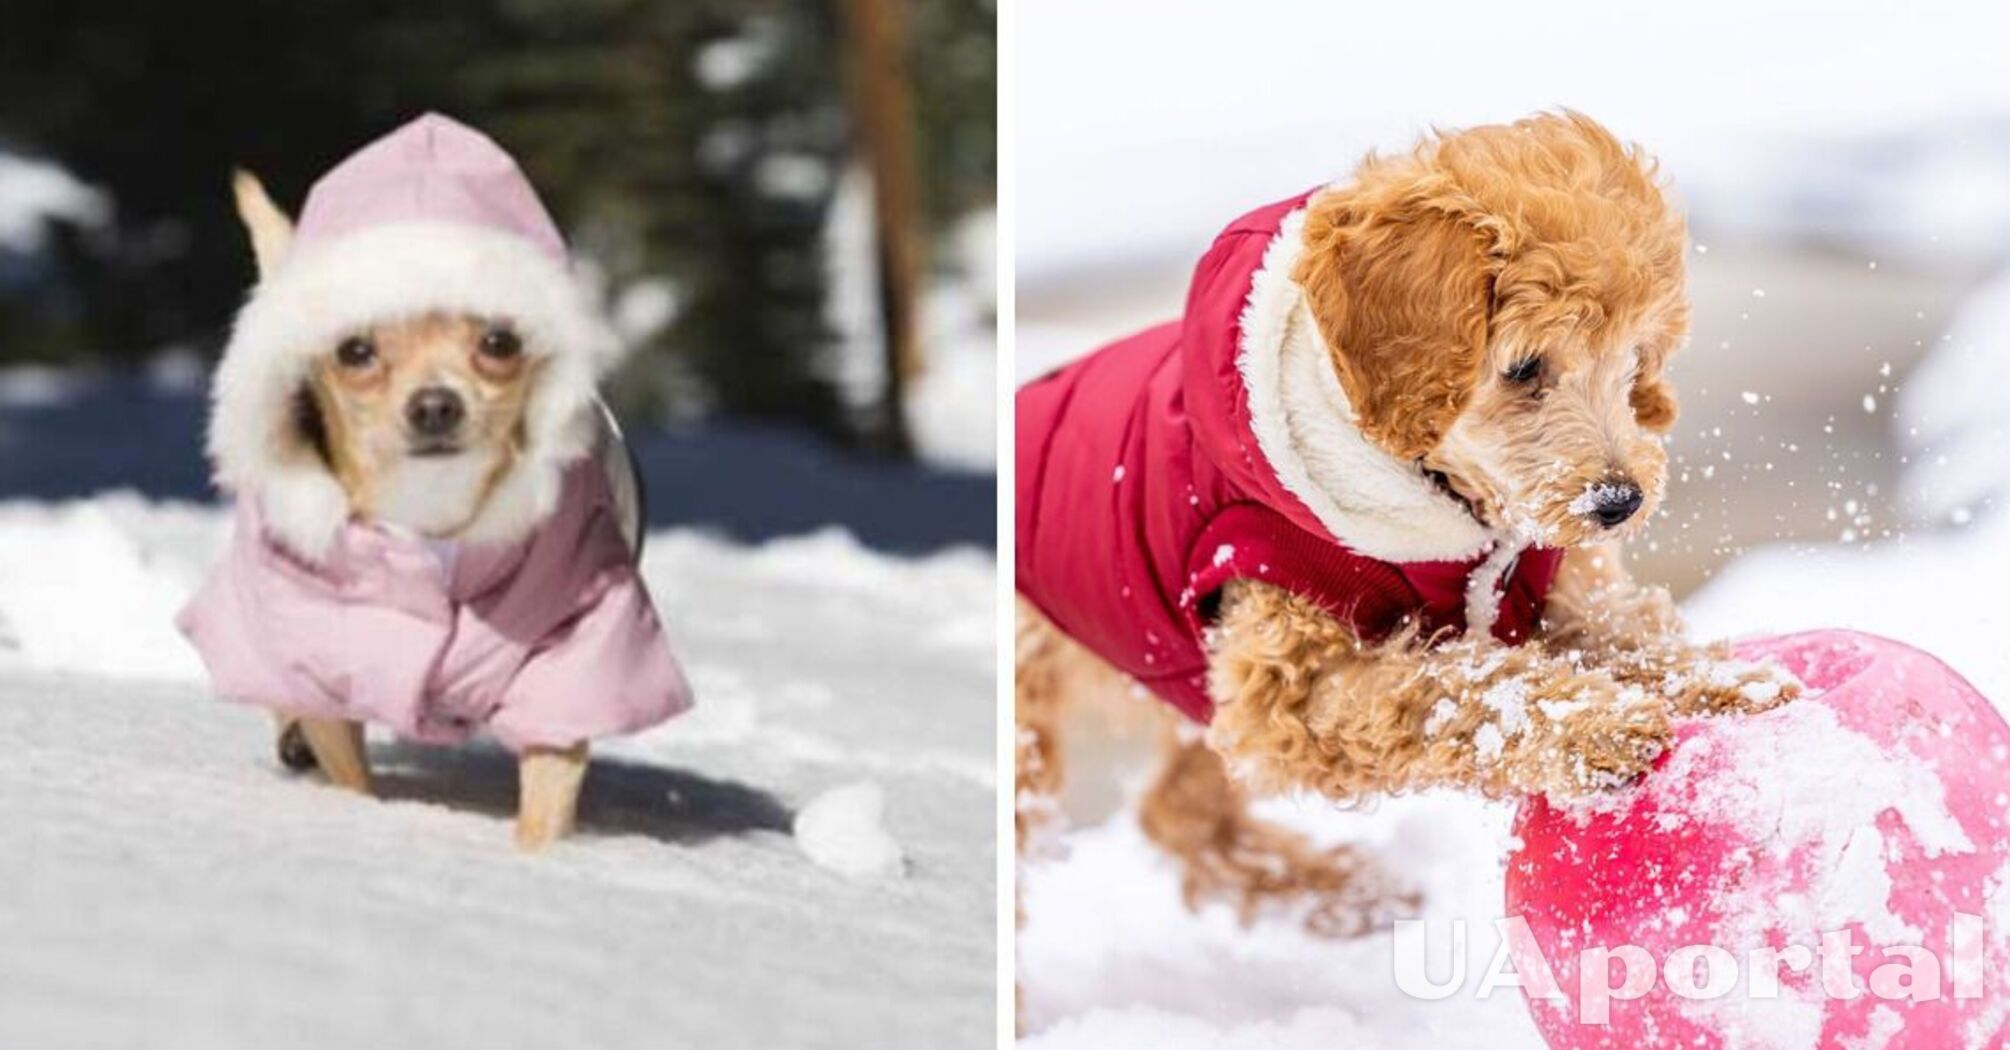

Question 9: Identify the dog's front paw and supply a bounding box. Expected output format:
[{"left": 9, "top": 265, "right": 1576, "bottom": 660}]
[
  {"left": 1509, "top": 692, "right": 1671, "bottom": 797},
  {"left": 1687, "top": 663, "right": 1800, "bottom": 718},
  {"left": 1601, "top": 642, "right": 1804, "bottom": 719},
  {"left": 1657, "top": 646, "right": 1803, "bottom": 718},
  {"left": 514, "top": 813, "right": 567, "bottom": 852},
  {"left": 1564, "top": 704, "right": 1672, "bottom": 792}
]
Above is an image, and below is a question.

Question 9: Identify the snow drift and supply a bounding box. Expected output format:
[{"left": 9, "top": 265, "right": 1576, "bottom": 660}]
[{"left": 0, "top": 497, "right": 997, "bottom": 1049}]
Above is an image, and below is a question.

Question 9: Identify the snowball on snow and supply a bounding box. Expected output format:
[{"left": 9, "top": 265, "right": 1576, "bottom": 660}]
[{"left": 793, "top": 781, "right": 906, "bottom": 879}]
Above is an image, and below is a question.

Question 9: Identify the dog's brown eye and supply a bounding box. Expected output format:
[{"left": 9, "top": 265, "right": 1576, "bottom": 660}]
[
  {"left": 335, "top": 337, "right": 377, "bottom": 369},
  {"left": 479, "top": 328, "right": 522, "bottom": 360},
  {"left": 1503, "top": 357, "right": 1542, "bottom": 384}
]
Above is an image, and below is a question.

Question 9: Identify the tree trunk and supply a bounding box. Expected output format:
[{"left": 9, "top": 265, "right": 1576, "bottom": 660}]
[{"left": 840, "top": 0, "right": 922, "bottom": 458}]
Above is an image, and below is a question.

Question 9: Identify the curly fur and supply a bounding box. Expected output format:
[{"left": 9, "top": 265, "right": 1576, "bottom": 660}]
[
  {"left": 1014, "top": 113, "right": 1802, "bottom": 982},
  {"left": 1298, "top": 111, "right": 1690, "bottom": 549},
  {"left": 1201, "top": 574, "right": 1787, "bottom": 802},
  {"left": 1139, "top": 736, "right": 1419, "bottom": 936},
  {"left": 1015, "top": 601, "right": 1409, "bottom": 939}
]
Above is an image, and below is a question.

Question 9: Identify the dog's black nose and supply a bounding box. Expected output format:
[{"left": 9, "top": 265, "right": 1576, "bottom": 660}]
[
  {"left": 1587, "top": 482, "right": 1644, "bottom": 528},
  {"left": 405, "top": 387, "right": 465, "bottom": 437}
]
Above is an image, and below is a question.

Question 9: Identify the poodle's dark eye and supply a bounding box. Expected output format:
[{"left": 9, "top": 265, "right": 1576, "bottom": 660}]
[
  {"left": 478, "top": 327, "right": 523, "bottom": 360},
  {"left": 1503, "top": 357, "right": 1542, "bottom": 385},
  {"left": 334, "top": 336, "right": 377, "bottom": 369}
]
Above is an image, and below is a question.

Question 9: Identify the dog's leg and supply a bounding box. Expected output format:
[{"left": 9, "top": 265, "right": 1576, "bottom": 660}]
[
  {"left": 296, "top": 717, "right": 373, "bottom": 794},
  {"left": 1544, "top": 542, "right": 1686, "bottom": 651},
  {"left": 273, "top": 715, "right": 319, "bottom": 772},
  {"left": 1545, "top": 544, "right": 1799, "bottom": 717},
  {"left": 515, "top": 742, "right": 589, "bottom": 851},
  {"left": 1139, "top": 732, "right": 1417, "bottom": 937},
  {"left": 1015, "top": 602, "right": 1073, "bottom": 860},
  {"left": 1015, "top": 601, "right": 1103, "bottom": 1032},
  {"left": 1206, "top": 580, "right": 1671, "bottom": 801}
]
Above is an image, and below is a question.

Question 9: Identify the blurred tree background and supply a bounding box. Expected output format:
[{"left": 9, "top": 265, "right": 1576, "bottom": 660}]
[{"left": 0, "top": 0, "right": 994, "bottom": 453}]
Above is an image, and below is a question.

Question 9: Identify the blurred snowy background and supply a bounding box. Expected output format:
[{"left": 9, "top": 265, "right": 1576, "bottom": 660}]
[
  {"left": 0, "top": 0, "right": 997, "bottom": 549},
  {"left": 1020, "top": 0, "right": 2010, "bottom": 594},
  {"left": 0, "top": 3, "right": 997, "bottom": 1048},
  {"left": 1017, "top": 2, "right": 2010, "bottom": 1046}
]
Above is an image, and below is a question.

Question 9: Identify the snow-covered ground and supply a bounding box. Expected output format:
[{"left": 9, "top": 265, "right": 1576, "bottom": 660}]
[
  {"left": 1021, "top": 792, "right": 1539, "bottom": 1049},
  {"left": 0, "top": 497, "right": 996, "bottom": 1048}
]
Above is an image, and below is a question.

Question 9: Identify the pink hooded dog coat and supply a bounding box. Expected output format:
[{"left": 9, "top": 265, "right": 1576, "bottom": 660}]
[
  {"left": 1016, "top": 192, "right": 1561, "bottom": 723},
  {"left": 179, "top": 113, "right": 692, "bottom": 751}
]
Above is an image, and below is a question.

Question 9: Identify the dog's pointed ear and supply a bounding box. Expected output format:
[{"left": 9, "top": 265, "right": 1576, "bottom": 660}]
[
  {"left": 231, "top": 169, "right": 293, "bottom": 278},
  {"left": 1293, "top": 178, "right": 1504, "bottom": 462}
]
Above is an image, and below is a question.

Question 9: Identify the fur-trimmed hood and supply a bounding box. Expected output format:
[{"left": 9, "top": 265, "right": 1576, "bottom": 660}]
[
  {"left": 1016, "top": 190, "right": 1559, "bottom": 723},
  {"left": 208, "top": 113, "right": 623, "bottom": 561},
  {"left": 1182, "top": 193, "right": 1494, "bottom": 565}
]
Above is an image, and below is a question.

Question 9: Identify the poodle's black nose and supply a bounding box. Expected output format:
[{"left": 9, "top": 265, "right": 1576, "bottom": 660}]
[
  {"left": 405, "top": 387, "right": 465, "bottom": 437},
  {"left": 1588, "top": 482, "right": 1644, "bottom": 528}
]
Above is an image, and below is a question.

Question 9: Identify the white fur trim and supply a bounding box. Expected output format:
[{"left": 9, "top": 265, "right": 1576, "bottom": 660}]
[
  {"left": 257, "top": 469, "right": 351, "bottom": 563},
  {"left": 1463, "top": 539, "right": 1526, "bottom": 639},
  {"left": 208, "top": 221, "right": 620, "bottom": 559},
  {"left": 1237, "top": 206, "right": 1496, "bottom": 562}
]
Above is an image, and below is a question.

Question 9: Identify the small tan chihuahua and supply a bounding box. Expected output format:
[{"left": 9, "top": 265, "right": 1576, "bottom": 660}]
[{"left": 179, "top": 114, "right": 692, "bottom": 850}]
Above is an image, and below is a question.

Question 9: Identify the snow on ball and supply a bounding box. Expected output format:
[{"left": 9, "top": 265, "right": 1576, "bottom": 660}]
[
  {"left": 793, "top": 781, "right": 906, "bottom": 879},
  {"left": 1506, "top": 630, "right": 2010, "bottom": 1050}
]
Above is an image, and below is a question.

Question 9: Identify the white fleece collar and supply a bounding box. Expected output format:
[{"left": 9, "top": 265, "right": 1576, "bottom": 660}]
[
  {"left": 1236, "top": 205, "right": 1497, "bottom": 565},
  {"left": 207, "top": 220, "right": 618, "bottom": 562}
]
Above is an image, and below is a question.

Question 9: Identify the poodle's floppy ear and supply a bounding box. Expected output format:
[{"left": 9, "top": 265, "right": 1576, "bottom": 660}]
[
  {"left": 231, "top": 169, "right": 293, "bottom": 279},
  {"left": 1631, "top": 258, "right": 1689, "bottom": 436},
  {"left": 1631, "top": 370, "right": 1679, "bottom": 432},
  {"left": 1292, "top": 174, "right": 1504, "bottom": 461}
]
